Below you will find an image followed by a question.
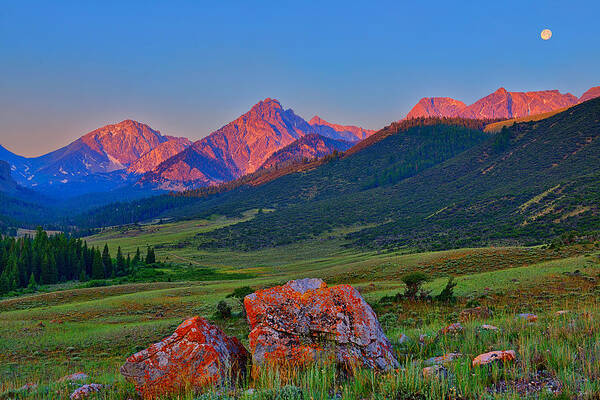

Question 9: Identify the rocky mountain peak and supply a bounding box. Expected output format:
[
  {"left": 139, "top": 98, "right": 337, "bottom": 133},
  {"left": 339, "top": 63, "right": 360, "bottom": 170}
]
[{"left": 579, "top": 86, "right": 600, "bottom": 103}]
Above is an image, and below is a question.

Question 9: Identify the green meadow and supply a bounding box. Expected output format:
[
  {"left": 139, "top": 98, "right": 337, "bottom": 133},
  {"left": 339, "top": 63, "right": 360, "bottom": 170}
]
[{"left": 1, "top": 216, "right": 599, "bottom": 399}]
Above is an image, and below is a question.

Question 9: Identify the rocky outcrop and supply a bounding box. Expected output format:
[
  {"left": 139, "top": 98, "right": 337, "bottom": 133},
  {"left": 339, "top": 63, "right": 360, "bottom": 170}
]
[
  {"left": 244, "top": 278, "right": 399, "bottom": 372},
  {"left": 120, "top": 316, "right": 249, "bottom": 399},
  {"left": 309, "top": 116, "right": 375, "bottom": 142}
]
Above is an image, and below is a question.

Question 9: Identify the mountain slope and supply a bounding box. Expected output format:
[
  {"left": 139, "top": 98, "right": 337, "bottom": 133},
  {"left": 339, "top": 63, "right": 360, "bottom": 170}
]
[
  {"left": 579, "top": 86, "right": 600, "bottom": 103},
  {"left": 258, "top": 134, "right": 352, "bottom": 170},
  {"left": 309, "top": 116, "right": 375, "bottom": 142},
  {"left": 127, "top": 137, "right": 192, "bottom": 174},
  {"left": 406, "top": 87, "right": 586, "bottom": 120},
  {"left": 193, "top": 97, "right": 600, "bottom": 250},
  {"left": 139, "top": 99, "right": 317, "bottom": 190}
]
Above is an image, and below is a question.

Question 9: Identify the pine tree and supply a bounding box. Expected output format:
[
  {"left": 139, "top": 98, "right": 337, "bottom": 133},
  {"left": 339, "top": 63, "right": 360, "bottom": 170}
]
[
  {"left": 145, "top": 246, "right": 156, "bottom": 264},
  {"left": 132, "top": 247, "right": 141, "bottom": 266},
  {"left": 115, "top": 246, "right": 126, "bottom": 277},
  {"left": 40, "top": 253, "right": 51, "bottom": 285},
  {"left": 102, "top": 244, "right": 113, "bottom": 277},
  {"left": 91, "top": 249, "right": 104, "bottom": 279},
  {"left": 27, "top": 271, "right": 37, "bottom": 290}
]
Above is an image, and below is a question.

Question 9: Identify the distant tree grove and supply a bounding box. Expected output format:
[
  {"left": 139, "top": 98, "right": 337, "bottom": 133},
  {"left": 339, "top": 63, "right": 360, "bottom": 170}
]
[{"left": 0, "top": 227, "right": 156, "bottom": 295}]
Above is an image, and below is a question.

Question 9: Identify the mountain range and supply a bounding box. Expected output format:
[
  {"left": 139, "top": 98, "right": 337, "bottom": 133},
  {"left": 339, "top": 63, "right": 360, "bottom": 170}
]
[
  {"left": 0, "top": 100, "right": 374, "bottom": 197},
  {"left": 1, "top": 85, "right": 598, "bottom": 212},
  {"left": 0, "top": 120, "right": 191, "bottom": 197},
  {"left": 405, "top": 86, "right": 599, "bottom": 120}
]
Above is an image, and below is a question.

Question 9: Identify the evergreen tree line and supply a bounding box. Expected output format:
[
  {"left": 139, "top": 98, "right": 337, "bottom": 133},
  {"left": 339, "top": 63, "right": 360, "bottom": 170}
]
[{"left": 0, "top": 227, "right": 157, "bottom": 295}]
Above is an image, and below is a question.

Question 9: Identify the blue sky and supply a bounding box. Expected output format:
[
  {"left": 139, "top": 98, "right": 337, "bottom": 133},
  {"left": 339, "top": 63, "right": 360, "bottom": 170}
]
[{"left": 1, "top": 0, "right": 598, "bottom": 156}]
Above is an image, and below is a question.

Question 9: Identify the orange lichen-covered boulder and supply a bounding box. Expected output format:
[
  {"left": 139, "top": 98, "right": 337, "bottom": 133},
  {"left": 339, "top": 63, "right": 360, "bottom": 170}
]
[
  {"left": 472, "top": 350, "right": 516, "bottom": 366},
  {"left": 244, "top": 278, "right": 399, "bottom": 371},
  {"left": 120, "top": 316, "right": 249, "bottom": 398}
]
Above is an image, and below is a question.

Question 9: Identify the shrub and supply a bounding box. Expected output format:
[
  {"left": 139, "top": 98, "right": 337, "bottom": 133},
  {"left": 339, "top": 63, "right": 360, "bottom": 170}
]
[
  {"left": 401, "top": 272, "right": 431, "bottom": 299},
  {"left": 435, "top": 277, "right": 457, "bottom": 303},
  {"left": 379, "top": 313, "right": 398, "bottom": 331},
  {"left": 226, "top": 286, "right": 254, "bottom": 316},
  {"left": 215, "top": 301, "right": 232, "bottom": 319}
]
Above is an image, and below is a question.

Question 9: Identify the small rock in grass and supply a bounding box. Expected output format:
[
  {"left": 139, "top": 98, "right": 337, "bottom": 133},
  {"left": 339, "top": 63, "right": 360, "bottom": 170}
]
[
  {"left": 59, "top": 372, "right": 89, "bottom": 383},
  {"left": 70, "top": 384, "right": 104, "bottom": 399},
  {"left": 425, "top": 353, "right": 462, "bottom": 366},
  {"left": 18, "top": 383, "right": 38, "bottom": 391},
  {"left": 517, "top": 313, "right": 538, "bottom": 322},
  {"left": 439, "top": 323, "right": 464, "bottom": 335},
  {"left": 396, "top": 334, "right": 409, "bottom": 345},
  {"left": 480, "top": 324, "right": 499, "bottom": 331},
  {"left": 472, "top": 350, "right": 516, "bottom": 366},
  {"left": 422, "top": 364, "right": 448, "bottom": 379}
]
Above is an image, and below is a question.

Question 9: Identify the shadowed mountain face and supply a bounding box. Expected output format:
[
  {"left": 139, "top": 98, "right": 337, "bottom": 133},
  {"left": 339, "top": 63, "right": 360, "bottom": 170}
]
[
  {"left": 406, "top": 86, "right": 600, "bottom": 120},
  {"left": 258, "top": 134, "right": 353, "bottom": 170},
  {"left": 309, "top": 116, "right": 375, "bottom": 142},
  {"left": 0, "top": 160, "right": 17, "bottom": 193}
]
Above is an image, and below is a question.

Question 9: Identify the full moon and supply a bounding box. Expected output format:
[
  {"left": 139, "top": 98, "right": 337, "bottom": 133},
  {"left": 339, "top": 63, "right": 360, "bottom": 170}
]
[{"left": 541, "top": 29, "right": 552, "bottom": 40}]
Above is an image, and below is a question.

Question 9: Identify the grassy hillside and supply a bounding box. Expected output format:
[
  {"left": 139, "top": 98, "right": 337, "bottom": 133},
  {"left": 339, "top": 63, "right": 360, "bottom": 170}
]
[{"left": 483, "top": 106, "right": 571, "bottom": 133}]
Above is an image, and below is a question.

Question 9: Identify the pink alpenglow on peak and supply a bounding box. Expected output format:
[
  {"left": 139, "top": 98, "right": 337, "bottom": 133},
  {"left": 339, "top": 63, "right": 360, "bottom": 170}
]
[
  {"left": 309, "top": 116, "right": 376, "bottom": 142},
  {"left": 404, "top": 86, "right": 600, "bottom": 120}
]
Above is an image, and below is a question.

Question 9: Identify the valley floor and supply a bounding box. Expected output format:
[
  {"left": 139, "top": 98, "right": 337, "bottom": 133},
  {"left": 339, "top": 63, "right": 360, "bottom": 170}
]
[{"left": 1, "top": 217, "right": 599, "bottom": 399}]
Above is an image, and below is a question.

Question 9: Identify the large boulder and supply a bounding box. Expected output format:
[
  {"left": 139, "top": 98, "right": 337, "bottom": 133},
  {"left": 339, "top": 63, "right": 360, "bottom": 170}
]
[
  {"left": 120, "top": 316, "right": 249, "bottom": 399},
  {"left": 244, "top": 278, "right": 399, "bottom": 371}
]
